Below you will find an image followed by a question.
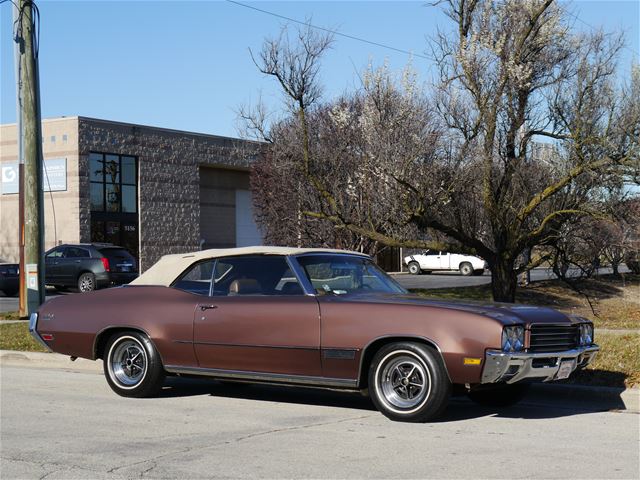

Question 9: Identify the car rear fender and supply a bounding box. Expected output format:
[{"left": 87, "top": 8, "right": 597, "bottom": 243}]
[
  {"left": 357, "top": 335, "right": 451, "bottom": 389},
  {"left": 93, "top": 325, "right": 161, "bottom": 364}
]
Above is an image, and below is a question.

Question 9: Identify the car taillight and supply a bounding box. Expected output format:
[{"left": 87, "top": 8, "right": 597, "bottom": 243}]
[{"left": 101, "top": 257, "right": 110, "bottom": 272}]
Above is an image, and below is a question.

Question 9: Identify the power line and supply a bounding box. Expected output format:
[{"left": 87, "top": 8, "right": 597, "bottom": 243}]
[
  {"left": 228, "top": 0, "right": 639, "bottom": 62},
  {"left": 226, "top": 0, "right": 430, "bottom": 61}
]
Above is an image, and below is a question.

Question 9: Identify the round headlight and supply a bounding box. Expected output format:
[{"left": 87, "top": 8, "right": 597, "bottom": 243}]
[
  {"left": 502, "top": 326, "right": 525, "bottom": 352},
  {"left": 579, "top": 323, "right": 593, "bottom": 346}
]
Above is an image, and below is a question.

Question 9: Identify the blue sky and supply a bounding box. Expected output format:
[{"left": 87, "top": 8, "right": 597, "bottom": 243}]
[{"left": 1, "top": 0, "right": 638, "bottom": 138}]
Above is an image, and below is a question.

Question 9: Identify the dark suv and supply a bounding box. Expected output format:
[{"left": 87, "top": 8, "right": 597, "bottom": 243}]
[{"left": 45, "top": 243, "right": 138, "bottom": 292}]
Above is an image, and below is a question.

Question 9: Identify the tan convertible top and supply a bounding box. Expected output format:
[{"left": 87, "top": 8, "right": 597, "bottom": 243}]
[{"left": 130, "top": 246, "right": 367, "bottom": 286}]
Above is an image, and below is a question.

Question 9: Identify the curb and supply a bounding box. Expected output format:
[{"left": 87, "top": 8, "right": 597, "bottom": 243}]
[
  {"left": 1, "top": 349, "right": 638, "bottom": 413},
  {"left": 0, "top": 350, "right": 101, "bottom": 373}
]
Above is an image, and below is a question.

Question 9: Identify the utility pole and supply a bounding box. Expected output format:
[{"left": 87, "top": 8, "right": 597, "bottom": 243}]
[{"left": 14, "top": 0, "right": 45, "bottom": 317}]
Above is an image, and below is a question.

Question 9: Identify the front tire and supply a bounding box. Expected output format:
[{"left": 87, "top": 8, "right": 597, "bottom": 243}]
[
  {"left": 459, "top": 262, "right": 473, "bottom": 276},
  {"left": 407, "top": 262, "right": 422, "bottom": 275},
  {"left": 468, "top": 383, "right": 530, "bottom": 407},
  {"left": 368, "top": 342, "right": 451, "bottom": 422},
  {"left": 104, "top": 331, "right": 165, "bottom": 398}
]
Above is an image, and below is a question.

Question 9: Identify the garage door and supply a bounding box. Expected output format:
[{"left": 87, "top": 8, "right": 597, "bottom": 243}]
[
  {"left": 235, "top": 189, "right": 262, "bottom": 247},
  {"left": 199, "top": 167, "right": 262, "bottom": 250}
]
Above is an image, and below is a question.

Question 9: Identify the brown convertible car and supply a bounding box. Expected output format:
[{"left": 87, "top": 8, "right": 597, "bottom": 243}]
[{"left": 30, "top": 247, "right": 598, "bottom": 422}]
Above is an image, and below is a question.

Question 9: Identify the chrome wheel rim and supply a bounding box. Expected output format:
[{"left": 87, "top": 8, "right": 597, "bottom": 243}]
[
  {"left": 79, "top": 275, "right": 94, "bottom": 292},
  {"left": 409, "top": 264, "right": 419, "bottom": 274},
  {"left": 461, "top": 265, "right": 471, "bottom": 275},
  {"left": 377, "top": 351, "right": 431, "bottom": 412},
  {"left": 108, "top": 337, "right": 147, "bottom": 387}
]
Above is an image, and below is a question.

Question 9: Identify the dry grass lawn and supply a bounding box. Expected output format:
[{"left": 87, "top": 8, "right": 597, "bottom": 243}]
[
  {"left": 0, "top": 322, "right": 48, "bottom": 352},
  {"left": 566, "top": 332, "right": 640, "bottom": 388}
]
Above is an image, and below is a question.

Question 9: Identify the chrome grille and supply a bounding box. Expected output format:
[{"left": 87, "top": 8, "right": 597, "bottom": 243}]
[{"left": 529, "top": 324, "right": 579, "bottom": 353}]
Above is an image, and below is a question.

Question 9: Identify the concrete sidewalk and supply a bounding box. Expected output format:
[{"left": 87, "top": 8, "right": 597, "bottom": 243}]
[{"left": 1, "top": 349, "right": 638, "bottom": 413}]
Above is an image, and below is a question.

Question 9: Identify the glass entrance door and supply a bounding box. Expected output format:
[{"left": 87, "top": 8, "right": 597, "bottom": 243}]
[
  {"left": 90, "top": 218, "right": 139, "bottom": 259},
  {"left": 89, "top": 152, "right": 139, "bottom": 259}
]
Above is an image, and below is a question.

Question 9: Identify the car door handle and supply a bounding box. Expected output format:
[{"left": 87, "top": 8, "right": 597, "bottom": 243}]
[
  {"left": 75, "top": 260, "right": 81, "bottom": 263},
  {"left": 199, "top": 305, "right": 218, "bottom": 311}
]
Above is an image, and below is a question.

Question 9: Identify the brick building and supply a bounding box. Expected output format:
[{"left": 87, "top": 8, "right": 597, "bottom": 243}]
[{"left": 0, "top": 117, "right": 263, "bottom": 270}]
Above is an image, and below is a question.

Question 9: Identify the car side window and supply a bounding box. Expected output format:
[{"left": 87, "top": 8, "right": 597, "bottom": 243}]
[
  {"left": 171, "top": 260, "right": 214, "bottom": 296},
  {"left": 64, "top": 247, "right": 90, "bottom": 259},
  {"left": 46, "top": 247, "right": 64, "bottom": 259},
  {"left": 213, "top": 256, "right": 303, "bottom": 296}
]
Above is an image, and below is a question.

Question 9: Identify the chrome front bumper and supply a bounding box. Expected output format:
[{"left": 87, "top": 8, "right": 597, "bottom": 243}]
[
  {"left": 481, "top": 345, "right": 599, "bottom": 384},
  {"left": 29, "top": 312, "right": 52, "bottom": 352}
]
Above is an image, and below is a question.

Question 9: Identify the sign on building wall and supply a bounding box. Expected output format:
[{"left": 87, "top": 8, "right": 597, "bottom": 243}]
[{"left": 1, "top": 158, "right": 67, "bottom": 195}]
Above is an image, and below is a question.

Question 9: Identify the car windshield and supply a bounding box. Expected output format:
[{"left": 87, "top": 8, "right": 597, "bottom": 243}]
[{"left": 296, "top": 255, "right": 407, "bottom": 295}]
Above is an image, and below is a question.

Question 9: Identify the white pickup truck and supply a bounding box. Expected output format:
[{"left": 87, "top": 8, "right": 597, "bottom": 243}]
[{"left": 404, "top": 250, "right": 487, "bottom": 276}]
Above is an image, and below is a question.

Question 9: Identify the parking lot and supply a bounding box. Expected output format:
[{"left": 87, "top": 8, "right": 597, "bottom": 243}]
[{"left": 1, "top": 363, "right": 638, "bottom": 479}]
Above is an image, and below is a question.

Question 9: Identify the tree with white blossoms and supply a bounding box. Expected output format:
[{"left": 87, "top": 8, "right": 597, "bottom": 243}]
[{"left": 242, "top": 0, "right": 639, "bottom": 302}]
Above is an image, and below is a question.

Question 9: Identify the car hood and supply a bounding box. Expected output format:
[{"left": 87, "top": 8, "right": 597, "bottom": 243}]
[{"left": 333, "top": 293, "right": 577, "bottom": 326}]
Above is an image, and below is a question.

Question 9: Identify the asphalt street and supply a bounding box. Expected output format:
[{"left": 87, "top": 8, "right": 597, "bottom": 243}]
[
  {"left": 392, "top": 266, "right": 627, "bottom": 290},
  {"left": 0, "top": 288, "right": 68, "bottom": 314},
  {"left": 1, "top": 364, "right": 638, "bottom": 479}
]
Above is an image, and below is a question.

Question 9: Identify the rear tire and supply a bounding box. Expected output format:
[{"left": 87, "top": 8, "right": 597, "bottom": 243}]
[
  {"left": 77, "top": 272, "right": 96, "bottom": 292},
  {"left": 368, "top": 342, "right": 451, "bottom": 422},
  {"left": 408, "top": 262, "right": 422, "bottom": 275},
  {"left": 103, "top": 331, "right": 165, "bottom": 398},
  {"left": 468, "top": 384, "right": 530, "bottom": 407},
  {"left": 459, "top": 262, "right": 473, "bottom": 276}
]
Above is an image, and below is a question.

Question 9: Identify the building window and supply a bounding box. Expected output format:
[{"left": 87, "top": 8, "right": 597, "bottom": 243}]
[{"left": 89, "top": 152, "right": 137, "bottom": 213}]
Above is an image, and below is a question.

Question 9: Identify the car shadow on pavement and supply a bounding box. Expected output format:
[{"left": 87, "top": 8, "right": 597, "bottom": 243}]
[
  {"left": 160, "top": 376, "right": 377, "bottom": 411},
  {"left": 159, "top": 377, "right": 625, "bottom": 421},
  {"left": 435, "top": 397, "right": 622, "bottom": 422}
]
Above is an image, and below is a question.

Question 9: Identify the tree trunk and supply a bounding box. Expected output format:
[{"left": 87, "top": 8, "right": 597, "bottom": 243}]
[
  {"left": 490, "top": 259, "right": 518, "bottom": 303},
  {"left": 612, "top": 261, "right": 619, "bottom": 276}
]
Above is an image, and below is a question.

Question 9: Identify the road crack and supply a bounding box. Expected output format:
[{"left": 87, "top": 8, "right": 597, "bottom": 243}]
[
  {"left": 232, "top": 413, "right": 375, "bottom": 443},
  {"left": 107, "top": 413, "right": 375, "bottom": 476}
]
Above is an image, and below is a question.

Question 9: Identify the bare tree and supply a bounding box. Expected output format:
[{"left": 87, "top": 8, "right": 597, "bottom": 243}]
[
  {"left": 244, "top": 2, "right": 639, "bottom": 302},
  {"left": 248, "top": 63, "right": 440, "bottom": 256}
]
